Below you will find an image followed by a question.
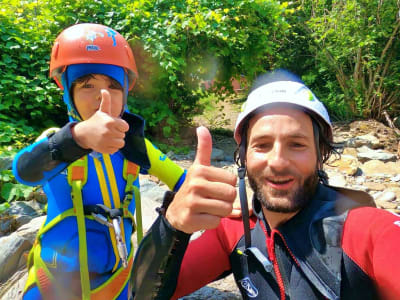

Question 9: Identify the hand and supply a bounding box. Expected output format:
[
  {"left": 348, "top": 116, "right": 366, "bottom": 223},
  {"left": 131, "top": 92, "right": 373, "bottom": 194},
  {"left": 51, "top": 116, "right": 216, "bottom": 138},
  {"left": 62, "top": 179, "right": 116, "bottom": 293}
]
[
  {"left": 72, "top": 89, "right": 129, "bottom": 154},
  {"left": 166, "top": 126, "right": 237, "bottom": 234}
]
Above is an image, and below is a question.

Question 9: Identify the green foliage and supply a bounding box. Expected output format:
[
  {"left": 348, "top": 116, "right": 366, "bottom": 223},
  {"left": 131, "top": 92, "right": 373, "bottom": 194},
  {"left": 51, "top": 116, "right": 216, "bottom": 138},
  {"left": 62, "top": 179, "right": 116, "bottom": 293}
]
[
  {"left": 0, "top": 170, "right": 34, "bottom": 203},
  {"left": 291, "top": 0, "right": 400, "bottom": 120},
  {"left": 125, "top": 0, "right": 288, "bottom": 136},
  {"left": 1, "top": 0, "right": 287, "bottom": 139}
]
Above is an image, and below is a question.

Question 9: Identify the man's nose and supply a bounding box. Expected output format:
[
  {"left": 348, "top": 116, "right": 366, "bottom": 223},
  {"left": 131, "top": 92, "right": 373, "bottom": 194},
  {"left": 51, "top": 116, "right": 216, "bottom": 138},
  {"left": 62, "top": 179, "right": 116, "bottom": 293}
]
[{"left": 267, "top": 143, "right": 290, "bottom": 171}]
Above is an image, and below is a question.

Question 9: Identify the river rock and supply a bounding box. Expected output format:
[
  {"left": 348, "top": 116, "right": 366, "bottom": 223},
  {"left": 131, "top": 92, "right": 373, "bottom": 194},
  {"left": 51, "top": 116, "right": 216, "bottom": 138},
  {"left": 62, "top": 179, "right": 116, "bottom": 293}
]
[
  {"left": 211, "top": 148, "right": 225, "bottom": 161},
  {"left": 342, "top": 147, "right": 358, "bottom": 157},
  {"left": 357, "top": 146, "right": 397, "bottom": 163},
  {"left": 0, "top": 233, "right": 31, "bottom": 282},
  {"left": 326, "top": 171, "right": 347, "bottom": 187},
  {"left": 0, "top": 268, "right": 27, "bottom": 300},
  {"left": 346, "top": 134, "right": 381, "bottom": 149},
  {"left": 140, "top": 178, "right": 168, "bottom": 232},
  {"left": 328, "top": 155, "right": 359, "bottom": 176},
  {"left": 360, "top": 160, "right": 400, "bottom": 176},
  {"left": 0, "top": 215, "right": 45, "bottom": 283},
  {"left": 364, "top": 182, "right": 386, "bottom": 191}
]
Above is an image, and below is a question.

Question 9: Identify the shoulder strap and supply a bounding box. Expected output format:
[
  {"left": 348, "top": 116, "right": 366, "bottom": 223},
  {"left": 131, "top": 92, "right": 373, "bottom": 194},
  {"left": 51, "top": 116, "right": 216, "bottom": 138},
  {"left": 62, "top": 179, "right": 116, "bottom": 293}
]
[
  {"left": 67, "top": 156, "right": 91, "bottom": 299},
  {"left": 123, "top": 159, "right": 143, "bottom": 243}
]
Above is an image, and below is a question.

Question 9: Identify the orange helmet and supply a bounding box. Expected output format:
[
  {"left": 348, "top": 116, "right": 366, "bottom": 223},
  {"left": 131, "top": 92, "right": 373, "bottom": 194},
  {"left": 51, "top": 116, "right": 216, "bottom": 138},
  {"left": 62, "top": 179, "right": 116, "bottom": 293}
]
[{"left": 50, "top": 23, "right": 138, "bottom": 90}]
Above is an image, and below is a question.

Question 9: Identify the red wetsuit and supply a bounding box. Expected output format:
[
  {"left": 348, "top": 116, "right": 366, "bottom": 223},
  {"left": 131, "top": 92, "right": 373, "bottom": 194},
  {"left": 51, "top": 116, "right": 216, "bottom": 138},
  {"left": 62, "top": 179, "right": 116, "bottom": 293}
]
[{"left": 132, "top": 184, "right": 400, "bottom": 300}]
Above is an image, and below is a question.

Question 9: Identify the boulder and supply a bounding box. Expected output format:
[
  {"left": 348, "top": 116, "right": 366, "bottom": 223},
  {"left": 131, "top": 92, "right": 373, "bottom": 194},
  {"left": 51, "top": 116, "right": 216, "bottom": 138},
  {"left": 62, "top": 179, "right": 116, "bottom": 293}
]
[
  {"left": 357, "top": 146, "right": 397, "bottom": 163},
  {"left": 360, "top": 160, "right": 400, "bottom": 176},
  {"left": 0, "top": 233, "right": 31, "bottom": 282},
  {"left": 328, "top": 155, "right": 359, "bottom": 176}
]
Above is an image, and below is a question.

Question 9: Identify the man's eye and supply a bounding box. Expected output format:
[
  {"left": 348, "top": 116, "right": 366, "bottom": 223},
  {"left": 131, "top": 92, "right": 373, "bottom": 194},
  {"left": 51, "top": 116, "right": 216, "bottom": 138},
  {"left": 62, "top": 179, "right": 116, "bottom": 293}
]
[
  {"left": 291, "top": 143, "right": 306, "bottom": 148},
  {"left": 255, "top": 143, "right": 271, "bottom": 150},
  {"left": 82, "top": 84, "right": 93, "bottom": 88}
]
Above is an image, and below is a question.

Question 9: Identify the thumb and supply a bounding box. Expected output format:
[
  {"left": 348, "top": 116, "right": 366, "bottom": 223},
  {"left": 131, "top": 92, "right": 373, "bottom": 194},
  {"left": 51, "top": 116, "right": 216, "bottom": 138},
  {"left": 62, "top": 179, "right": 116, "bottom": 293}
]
[
  {"left": 99, "top": 89, "right": 112, "bottom": 115},
  {"left": 194, "top": 126, "right": 212, "bottom": 166}
]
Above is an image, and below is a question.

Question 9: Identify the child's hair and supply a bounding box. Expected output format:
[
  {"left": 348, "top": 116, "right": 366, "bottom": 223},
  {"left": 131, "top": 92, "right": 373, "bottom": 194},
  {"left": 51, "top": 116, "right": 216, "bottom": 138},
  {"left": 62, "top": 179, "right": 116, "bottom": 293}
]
[{"left": 70, "top": 74, "right": 123, "bottom": 93}]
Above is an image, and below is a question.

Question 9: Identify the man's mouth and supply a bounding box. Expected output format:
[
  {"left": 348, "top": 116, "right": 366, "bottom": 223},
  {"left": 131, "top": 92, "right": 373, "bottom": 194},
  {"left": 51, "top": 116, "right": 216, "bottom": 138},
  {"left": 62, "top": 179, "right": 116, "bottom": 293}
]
[{"left": 265, "top": 177, "right": 295, "bottom": 190}]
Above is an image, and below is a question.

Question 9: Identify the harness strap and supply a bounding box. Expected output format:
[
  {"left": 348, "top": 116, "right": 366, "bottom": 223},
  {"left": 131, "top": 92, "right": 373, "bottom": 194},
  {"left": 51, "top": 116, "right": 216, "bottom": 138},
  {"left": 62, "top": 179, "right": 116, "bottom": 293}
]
[
  {"left": 91, "top": 251, "right": 134, "bottom": 300},
  {"left": 68, "top": 157, "right": 91, "bottom": 299},
  {"left": 93, "top": 156, "right": 121, "bottom": 271},
  {"left": 25, "top": 155, "right": 140, "bottom": 299},
  {"left": 123, "top": 159, "right": 142, "bottom": 243}
]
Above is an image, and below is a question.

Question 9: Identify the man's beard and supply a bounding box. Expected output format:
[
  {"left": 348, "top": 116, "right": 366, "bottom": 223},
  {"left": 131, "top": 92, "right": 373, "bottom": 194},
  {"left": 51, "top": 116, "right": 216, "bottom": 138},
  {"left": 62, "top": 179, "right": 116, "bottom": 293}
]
[{"left": 247, "top": 168, "right": 319, "bottom": 213}]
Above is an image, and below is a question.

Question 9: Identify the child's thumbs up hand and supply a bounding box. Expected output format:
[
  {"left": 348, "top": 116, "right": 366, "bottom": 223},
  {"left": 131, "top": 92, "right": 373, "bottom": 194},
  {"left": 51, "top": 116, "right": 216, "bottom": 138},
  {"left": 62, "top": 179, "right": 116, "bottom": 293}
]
[
  {"left": 165, "top": 127, "right": 237, "bottom": 234},
  {"left": 72, "top": 89, "right": 129, "bottom": 154}
]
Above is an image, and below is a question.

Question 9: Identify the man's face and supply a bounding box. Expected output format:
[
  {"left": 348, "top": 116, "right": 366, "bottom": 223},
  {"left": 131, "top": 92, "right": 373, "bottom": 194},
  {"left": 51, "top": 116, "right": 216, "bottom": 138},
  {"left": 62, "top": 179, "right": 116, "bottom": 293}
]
[{"left": 246, "top": 106, "right": 319, "bottom": 213}]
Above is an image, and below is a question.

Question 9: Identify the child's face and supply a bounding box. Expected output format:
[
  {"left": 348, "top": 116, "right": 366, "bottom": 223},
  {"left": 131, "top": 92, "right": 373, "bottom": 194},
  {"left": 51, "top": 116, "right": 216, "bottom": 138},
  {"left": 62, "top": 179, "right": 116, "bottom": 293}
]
[{"left": 72, "top": 74, "right": 124, "bottom": 120}]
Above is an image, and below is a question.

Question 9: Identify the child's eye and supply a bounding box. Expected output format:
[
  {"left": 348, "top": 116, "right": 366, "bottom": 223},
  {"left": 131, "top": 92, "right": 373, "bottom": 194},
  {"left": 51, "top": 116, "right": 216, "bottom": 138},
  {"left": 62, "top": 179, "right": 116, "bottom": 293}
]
[
  {"left": 109, "top": 83, "right": 122, "bottom": 90},
  {"left": 82, "top": 83, "right": 93, "bottom": 88}
]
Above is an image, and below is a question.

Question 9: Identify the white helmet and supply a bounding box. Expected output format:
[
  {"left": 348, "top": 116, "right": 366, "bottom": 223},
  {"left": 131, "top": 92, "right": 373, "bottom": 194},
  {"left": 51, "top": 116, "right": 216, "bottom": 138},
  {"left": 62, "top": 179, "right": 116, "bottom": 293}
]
[{"left": 234, "top": 76, "right": 332, "bottom": 145}]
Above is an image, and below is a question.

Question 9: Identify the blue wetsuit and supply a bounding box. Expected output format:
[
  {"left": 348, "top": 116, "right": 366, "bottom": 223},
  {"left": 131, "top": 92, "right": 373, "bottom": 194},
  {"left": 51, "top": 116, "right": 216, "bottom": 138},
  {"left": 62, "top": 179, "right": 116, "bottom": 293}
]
[{"left": 13, "top": 112, "right": 186, "bottom": 299}]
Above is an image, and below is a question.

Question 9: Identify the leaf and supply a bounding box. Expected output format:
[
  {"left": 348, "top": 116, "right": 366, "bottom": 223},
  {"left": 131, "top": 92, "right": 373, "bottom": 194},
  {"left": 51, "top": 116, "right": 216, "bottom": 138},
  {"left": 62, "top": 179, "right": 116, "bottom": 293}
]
[
  {"left": 1, "top": 182, "right": 13, "bottom": 201},
  {"left": 0, "top": 202, "right": 10, "bottom": 214}
]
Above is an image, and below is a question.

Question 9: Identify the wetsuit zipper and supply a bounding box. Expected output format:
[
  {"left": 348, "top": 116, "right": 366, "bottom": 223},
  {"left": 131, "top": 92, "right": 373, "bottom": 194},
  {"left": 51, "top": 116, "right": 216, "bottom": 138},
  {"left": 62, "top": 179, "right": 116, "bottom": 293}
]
[{"left": 261, "top": 222, "right": 286, "bottom": 300}]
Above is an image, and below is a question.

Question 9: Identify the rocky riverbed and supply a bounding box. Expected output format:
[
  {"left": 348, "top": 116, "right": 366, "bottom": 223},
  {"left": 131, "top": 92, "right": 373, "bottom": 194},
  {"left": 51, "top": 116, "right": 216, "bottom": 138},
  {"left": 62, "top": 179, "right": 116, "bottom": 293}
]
[{"left": 0, "top": 119, "right": 399, "bottom": 299}]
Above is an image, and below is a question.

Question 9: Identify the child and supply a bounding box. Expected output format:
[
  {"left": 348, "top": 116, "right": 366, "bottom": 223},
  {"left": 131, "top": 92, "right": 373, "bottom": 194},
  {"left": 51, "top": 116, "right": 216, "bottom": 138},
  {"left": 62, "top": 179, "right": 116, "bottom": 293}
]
[{"left": 12, "top": 23, "right": 186, "bottom": 300}]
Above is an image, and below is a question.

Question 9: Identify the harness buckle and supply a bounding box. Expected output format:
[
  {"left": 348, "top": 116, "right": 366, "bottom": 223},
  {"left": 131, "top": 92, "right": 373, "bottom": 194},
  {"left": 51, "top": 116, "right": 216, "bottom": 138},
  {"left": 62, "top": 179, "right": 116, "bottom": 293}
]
[
  {"left": 91, "top": 213, "right": 113, "bottom": 227},
  {"left": 112, "top": 217, "right": 128, "bottom": 268}
]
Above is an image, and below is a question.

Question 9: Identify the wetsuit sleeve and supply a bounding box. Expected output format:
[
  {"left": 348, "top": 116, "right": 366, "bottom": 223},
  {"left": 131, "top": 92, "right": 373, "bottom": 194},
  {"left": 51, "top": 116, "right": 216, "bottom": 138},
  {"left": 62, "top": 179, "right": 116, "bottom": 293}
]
[
  {"left": 144, "top": 138, "right": 186, "bottom": 191},
  {"left": 342, "top": 207, "right": 400, "bottom": 299},
  {"left": 120, "top": 112, "right": 186, "bottom": 191},
  {"left": 131, "top": 195, "right": 233, "bottom": 300},
  {"left": 171, "top": 220, "right": 234, "bottom": 299},
  {"left": 131, "top": 213, "right": 191, "bottom": 300},
  {"left": 12, "top": 122, "right": 91, "bottom": 186}
]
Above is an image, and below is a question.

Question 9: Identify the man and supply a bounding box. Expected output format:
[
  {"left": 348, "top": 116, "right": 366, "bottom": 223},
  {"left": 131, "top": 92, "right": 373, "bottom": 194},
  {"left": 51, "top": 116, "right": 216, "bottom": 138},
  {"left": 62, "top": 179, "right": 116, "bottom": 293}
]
[{"left": 131, "top": 70, "right": 400, "bottom": 300}]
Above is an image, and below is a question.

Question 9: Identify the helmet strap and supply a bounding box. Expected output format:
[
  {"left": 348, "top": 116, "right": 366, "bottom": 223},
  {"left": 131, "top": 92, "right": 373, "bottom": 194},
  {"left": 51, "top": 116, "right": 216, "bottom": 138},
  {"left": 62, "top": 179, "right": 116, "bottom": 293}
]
[
  {"left": 237, "top": 131, "right": 252, "bottom": 248},
  {"left": 121, "top": 72, "right": 129, "bottom": 116}
]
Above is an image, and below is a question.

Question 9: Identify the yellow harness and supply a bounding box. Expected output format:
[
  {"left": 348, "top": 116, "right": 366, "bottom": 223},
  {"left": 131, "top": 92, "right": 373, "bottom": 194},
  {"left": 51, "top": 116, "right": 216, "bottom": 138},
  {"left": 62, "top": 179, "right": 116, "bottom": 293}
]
[{"left": 24, "top": 154, "right": 142, "bottom": 300}]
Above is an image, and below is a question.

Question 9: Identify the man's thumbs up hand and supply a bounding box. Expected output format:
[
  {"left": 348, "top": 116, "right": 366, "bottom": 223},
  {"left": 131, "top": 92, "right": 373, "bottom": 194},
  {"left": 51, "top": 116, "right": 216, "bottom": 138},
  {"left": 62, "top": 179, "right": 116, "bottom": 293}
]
[
  {"left": 194, "top": 126, "right": 212, "bottom": 166},
  {"left": 72, "top": 89, "right": 129, "bottom": 154},
  {"left": 166, "top": 127, "right": 237, "bottom": 234}
]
